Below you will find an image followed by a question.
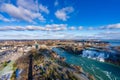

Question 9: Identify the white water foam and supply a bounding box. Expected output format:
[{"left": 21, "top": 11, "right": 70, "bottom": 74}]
[
  {"left": 103, "top": 71, "right": 112, "bottom": 80},
  {"left": 95, "top": 75, "right": 103, "bottom": 80}
]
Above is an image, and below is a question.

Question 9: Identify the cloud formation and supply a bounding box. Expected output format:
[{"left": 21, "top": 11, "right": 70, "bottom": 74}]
[
  {"left": 69, "top": 26, "right": 76, "bottom": 30},
  {"left": 0, "top": 14, "right": 11, "bottom": 22},
  {"left": 0, "top": 24, "right": 67, "bottom": 31},
  {"left": 55, "top": 7, "right": 74, "bottom": 21},
  {"left": 0, "top": 3, "right": 45, "bottom": 22},
  {"left": 17, "top": 0, "right": 49, "bottom": 14},
  {"left": 39, "top": 4, "right": 49, "bottom": 14},
  {"left": 100, "top": 23, "right": 120, "bottom": 29},
  {"left": 0, "top": 0, "right": 50, "bottom": 23},
  {"left": 78, "top": 26, "right": 83, "bottom": 30},
  {"left": 17, "top": 0, "right": 38, "bottom": 12},
  {"left": 0, "top": 23, "right": 120, "bottom": 32},
  {"left": 61, "top": 31, "right": 120, "bottom": 40}
]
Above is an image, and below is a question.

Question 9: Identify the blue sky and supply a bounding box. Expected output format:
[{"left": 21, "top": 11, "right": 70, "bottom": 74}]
[{"left": 0, "top": 0, "right": 120, "bottom": 39}]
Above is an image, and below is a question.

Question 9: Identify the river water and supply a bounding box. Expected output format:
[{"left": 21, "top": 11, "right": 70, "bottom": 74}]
[
  {"left": 52, "top": 48, "right": 120, "bottom": 80},
  {"left": 103, "top": 40, "right": 120, "bottom": 46}
]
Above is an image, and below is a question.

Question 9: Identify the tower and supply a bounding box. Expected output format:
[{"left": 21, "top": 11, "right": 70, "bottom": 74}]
[{"left": 34, "top": 41, "right": 39, "bottom": 50}]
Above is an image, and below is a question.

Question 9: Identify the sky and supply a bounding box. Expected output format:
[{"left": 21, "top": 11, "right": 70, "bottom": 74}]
[{"left": 0, "top": 0, "right": 120, "bottom": 39}]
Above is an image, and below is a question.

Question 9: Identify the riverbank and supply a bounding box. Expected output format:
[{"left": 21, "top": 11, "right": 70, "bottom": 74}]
[
  {"left": 52, "top": 47, "right": 120, "bottom": 80},
  {"left": 50, "top": 49, "right": 95, "bottom": 80},
  {"left": 58, "top": 45, "right": 120, "bottom": 66}
]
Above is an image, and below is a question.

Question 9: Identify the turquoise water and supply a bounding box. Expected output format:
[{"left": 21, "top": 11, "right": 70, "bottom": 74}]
[
  {"left": 103, "top": 40, "right": 120, "bottom": 46},
  {"left": 52, "top": 48, "right": 120, "bottom": 80}
]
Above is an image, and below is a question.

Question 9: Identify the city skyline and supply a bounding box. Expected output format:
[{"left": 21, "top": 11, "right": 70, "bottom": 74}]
[{"left": 0, "top": 0, "right": 120, "bottom": 39}]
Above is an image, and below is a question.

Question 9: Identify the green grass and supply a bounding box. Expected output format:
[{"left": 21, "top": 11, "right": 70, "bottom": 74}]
[{"left": 0, "top": 61, "right": 14, "bottom": 76}]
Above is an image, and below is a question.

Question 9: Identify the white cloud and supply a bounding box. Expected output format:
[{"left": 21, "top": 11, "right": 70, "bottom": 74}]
[
  {"left": 0, "top": 14, "right": 10, "bottom": 22},
  {"left": 0, "top": 14, "right": 16, "bottom": 22},
  {"left": 78, "top": 26, "right": 83, "bottom": 30},
  {"left": 55, "top": 7, "right": 74, "bottom": 21},
  {"left": 0, "top": 34, "right": 40, "bottom": 39},
  {"left": 99, "top": 23, "right": 120, "bottom": 29},
  {"left": 94, "top": 31, "right": 120, "bottom": 39},
  {"left": 17, "top": 0, "right": 38, "bottom": 12},
  {"left": 106, "top": 23, "right": 120, "bottom": 29},
  {"left": 0, "top": 24, "right": 67, "bottom": 31},
  {"left": 0, "top": 3, "right": 45, "bottom": 22},
  {"left": 45, "top": 24, "right": 67, "bottom": 31},
  {"left": 61, "top": 31, "right": 120, "bottom": 40},
  {"left": 69, "top": 26, "right": 76, "bottom": 30},
  {"left": 17, "top": 0, "right": 49, "bottom": 14},
  {"left": 39, "top": 4, "right": 49, "bottom": 14},
  {"left": 0, "top": 26, "right": 25, "bottom": 31}
]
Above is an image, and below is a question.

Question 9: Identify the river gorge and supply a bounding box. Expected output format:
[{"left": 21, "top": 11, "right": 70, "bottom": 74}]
[{"left": 52, "top": 47, "right": 120, "bottom": 80}]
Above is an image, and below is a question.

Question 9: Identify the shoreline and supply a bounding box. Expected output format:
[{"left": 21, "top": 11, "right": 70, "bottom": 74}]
[
  {"left": 57, "top": 45, "right": 120, "bottom": 66},
  {"left": 52, "top": 47, "right": 120, "bottom": 80},
  {"left": 51, "top": 49, "right": 95, "bottom": 80}
]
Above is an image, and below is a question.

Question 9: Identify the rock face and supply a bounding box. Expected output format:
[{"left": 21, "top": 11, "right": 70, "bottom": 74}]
[{"left": 59, "top": 46, "right": 83, "bottom": 55}]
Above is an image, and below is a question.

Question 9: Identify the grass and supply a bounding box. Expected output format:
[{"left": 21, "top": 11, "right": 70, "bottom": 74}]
[{"left": 0, "top": 61, "right": 14, "bottom": 76}]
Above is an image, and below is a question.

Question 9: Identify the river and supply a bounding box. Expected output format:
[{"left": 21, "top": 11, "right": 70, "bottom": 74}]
[
  {"left": 103, "top": 40, "right": 120, "bottom": 46},
  {"left": 52, "top": 48, "right": 120, "bottom": 80}
]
